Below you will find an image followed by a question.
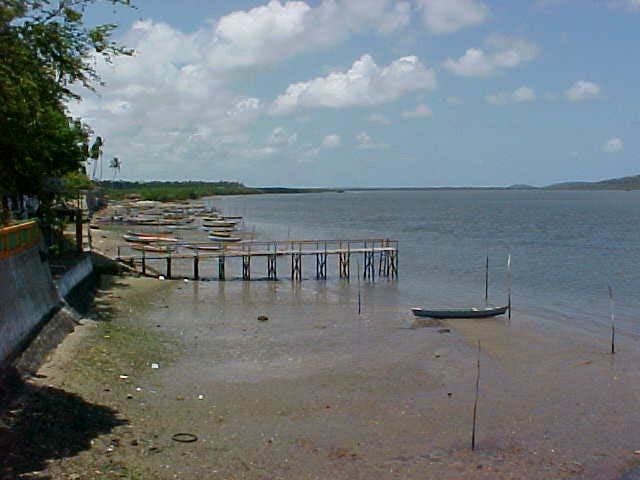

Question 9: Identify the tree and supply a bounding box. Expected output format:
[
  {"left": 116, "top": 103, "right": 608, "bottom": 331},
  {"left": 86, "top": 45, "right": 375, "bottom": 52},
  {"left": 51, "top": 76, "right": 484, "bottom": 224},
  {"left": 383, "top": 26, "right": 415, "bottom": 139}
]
[
  {"left": 89, "top": 136, "right": 104, "bottom": 180},
  {"left": 0, "top": 0, "right": 132, "bottom": 218},
  {"left": 109, "top": 156, "right": 121, "bottom": 180}
]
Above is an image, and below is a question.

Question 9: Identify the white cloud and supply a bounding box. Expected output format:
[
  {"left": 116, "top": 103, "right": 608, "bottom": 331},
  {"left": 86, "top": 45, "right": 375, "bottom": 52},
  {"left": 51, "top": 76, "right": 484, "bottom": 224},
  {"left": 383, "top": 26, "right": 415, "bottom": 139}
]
[
  {"left": 565, "top": 80, "right": 601, "bottom": 102},
  {"left": 512, "top": 86, "right": 536, "bottom": 103},
  {"left": 67, "top": 2, "right": 419, "bottom": 179},
  {"left": 227, "top": 97, "right": 262, "bottom": 117},
  {"left": 444, "top": 35, "right": 539, "bottom": 77},
  {"left": 322, "top": 134, "right": 342, "bottom": 148},
  {"left": 602, "top": 137, "right": 623, "bottom": 153},
  {"left": 357, "top": 131, "right": 374, "bottom": 148},
  {"left": 627, "top": 0, "right": 640, "bottom": 11},
  {"left": 207, "top": 0, "right": 411, "bottom": 70},
  {"left": 486, "top": 86, "right": 536, "bottom": 105},
  {"left": 356, "top": 131, "right": 387, "bottom": 149},
  {"left": 103, "top": 100, "right": 132, "bottom": 115},
  {"left": 268, "top": 127, "right": 297, "bottom": 146},
  {"left": 417, "top": 0, "right": 489, "bottom": 34},
  {"left": 271, "top": 54, "right": 437, "bottom": 114},
  {"left": 401, "top": 103, "right": 432, "bottom": 118},
  {"left": 367, "top": 113, "right": 392, "bottom": 125}
]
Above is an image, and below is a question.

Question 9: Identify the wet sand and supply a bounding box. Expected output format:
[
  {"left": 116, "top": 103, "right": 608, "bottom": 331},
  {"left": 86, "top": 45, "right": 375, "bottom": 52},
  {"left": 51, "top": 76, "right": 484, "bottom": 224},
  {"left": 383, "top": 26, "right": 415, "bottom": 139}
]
[{"left": 7, "top": 273, "right": 640, "bottom": 479}]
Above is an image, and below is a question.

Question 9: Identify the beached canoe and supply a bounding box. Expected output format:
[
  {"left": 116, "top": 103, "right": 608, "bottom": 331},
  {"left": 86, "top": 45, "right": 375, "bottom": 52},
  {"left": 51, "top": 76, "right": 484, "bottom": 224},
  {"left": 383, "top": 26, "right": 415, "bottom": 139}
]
[
  {"left": 127, "top": 231, "right": 175, "bottom": 238},
  {"left": 410, "top": 305, "right": 509, "bottom": 319},
  {"left": 208, "top": 230, "right": 232, "bottom": 237},
  {"left": 131, "top": 244, "right": 174, "bottom": 253},
  {"left": 123, "top": 233, "right": 180, "bottom": 243},
  {"left": 204, "top": 220, "right": 237, "bottom": 228},
  {"left": 123, "top": 234, "right": 152, "bottom": 243},
  {"left": 222, "top": 215, "right": 242, "bottom": 220},
  {"left": 208, "top": 234, "right": 242, "bottom": 242},
  {"left": 204, "top": 226, "right": 234, "bottom": 232},
  {"left": 184, "top": 244, "right": 222, "bottom": 251}
]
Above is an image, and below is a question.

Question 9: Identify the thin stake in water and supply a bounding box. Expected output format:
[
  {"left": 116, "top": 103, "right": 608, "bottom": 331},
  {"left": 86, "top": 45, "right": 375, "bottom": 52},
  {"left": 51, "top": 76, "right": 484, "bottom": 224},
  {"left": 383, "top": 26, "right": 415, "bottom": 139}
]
[
  {"left": 357, "top": 260, "right": 362, "bottom": 315},
  {"left": 471, "top": 340, "right": 481, "bottom": 451},
  {"left": 484, "top": 255, "right": 489, "bottom": 304},
  {"left": 608, "top": 284, "right": 615, "bottom": 355},
  {"left": 507, "top": 254, "right": 512, "bottom": 320}
]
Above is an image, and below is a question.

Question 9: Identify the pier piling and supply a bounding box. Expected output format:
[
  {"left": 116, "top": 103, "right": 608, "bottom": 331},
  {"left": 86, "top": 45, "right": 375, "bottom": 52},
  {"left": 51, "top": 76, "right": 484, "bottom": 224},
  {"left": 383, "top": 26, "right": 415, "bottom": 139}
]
[
  {"left": 242, "top": 255, "right": 251, "bottom": 280},
  {"left": 218, "top": 256, "right": 225, "bottom": 280}
]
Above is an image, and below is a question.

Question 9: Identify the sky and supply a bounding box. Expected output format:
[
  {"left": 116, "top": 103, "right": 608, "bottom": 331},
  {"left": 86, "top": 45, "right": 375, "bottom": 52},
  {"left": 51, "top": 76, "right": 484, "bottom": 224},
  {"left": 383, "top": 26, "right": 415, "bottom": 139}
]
[{"left": 71, "top": 0, "right": 640, "bottom": 187}]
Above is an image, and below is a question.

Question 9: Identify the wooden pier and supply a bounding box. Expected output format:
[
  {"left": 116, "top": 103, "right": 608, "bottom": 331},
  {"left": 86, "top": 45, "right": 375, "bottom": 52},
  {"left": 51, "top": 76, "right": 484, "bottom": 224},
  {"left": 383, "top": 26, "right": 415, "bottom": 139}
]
[{"left": 116, "top": 239, "right": 398, "bottom": 282}]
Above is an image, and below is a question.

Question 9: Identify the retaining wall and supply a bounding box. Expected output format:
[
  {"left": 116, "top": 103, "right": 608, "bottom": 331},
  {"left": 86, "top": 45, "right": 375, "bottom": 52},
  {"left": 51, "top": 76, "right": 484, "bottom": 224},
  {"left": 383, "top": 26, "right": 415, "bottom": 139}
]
[{"left": 0, "top": 221, "right": 94, "bottom": 367}]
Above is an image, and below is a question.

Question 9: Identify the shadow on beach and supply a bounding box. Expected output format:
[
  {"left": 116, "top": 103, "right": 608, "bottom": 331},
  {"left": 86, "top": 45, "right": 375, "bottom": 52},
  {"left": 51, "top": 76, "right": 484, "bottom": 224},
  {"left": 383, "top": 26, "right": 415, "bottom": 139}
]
[{"left": 0, "top": 367, "right": 127, "bottom": 479}]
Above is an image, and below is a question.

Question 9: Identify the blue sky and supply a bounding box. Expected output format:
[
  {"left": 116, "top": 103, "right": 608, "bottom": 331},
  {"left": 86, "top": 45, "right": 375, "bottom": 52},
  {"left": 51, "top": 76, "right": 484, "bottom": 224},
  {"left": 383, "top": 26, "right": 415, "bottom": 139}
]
[{"left": 73, "top": 0, "right": 640, "bottom": 187}]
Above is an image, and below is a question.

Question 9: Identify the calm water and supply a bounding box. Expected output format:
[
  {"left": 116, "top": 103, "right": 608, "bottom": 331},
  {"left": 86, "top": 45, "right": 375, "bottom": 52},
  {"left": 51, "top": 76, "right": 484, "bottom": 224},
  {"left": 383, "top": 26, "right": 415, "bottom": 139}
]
[{"left": 213, "top": 190, "right": 640, "bottom": 337}]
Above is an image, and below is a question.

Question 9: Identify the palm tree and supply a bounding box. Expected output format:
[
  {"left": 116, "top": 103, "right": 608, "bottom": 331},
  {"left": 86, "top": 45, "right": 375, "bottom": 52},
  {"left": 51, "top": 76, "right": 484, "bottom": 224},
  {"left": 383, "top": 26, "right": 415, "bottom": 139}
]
[
  {"left": 90, "top": 136, "right": 104, "bottom": 180},
  {"left": 109, "top": 157, "right": 121, "bottom": 180}
]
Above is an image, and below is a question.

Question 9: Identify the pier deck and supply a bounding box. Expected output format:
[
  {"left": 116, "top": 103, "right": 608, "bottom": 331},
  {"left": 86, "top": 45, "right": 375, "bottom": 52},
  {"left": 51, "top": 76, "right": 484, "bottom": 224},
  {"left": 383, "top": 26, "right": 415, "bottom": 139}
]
[{"left": 116, "top": 238, "right": 398, "bottom": 281}]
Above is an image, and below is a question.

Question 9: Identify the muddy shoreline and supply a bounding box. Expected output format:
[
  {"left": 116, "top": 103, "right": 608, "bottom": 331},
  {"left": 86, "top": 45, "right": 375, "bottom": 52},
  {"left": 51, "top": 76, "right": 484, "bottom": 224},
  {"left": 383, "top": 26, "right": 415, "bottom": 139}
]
[{"left": 2, "top": 271, "right": 640, "bottom": 479}]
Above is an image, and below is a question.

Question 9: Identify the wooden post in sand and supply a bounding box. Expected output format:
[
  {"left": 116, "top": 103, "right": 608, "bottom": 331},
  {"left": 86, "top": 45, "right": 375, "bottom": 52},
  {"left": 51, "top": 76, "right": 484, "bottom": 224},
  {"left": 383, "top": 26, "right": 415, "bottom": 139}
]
[
  {"left": 609, "top": 284, "right": 615, "bottom": 355},
  {"left": 471, "top": 340, "right": 481, "bottom": 451}
]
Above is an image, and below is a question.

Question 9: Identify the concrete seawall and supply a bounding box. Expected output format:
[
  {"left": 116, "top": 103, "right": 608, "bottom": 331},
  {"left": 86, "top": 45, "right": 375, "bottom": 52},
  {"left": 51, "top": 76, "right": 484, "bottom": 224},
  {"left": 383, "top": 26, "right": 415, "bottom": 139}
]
[
  {"left": 0, "top": 221, "right": 95, "bottom": 369},
  {"left": 54, "top": 255, "right": 94, "bottom": 300}
]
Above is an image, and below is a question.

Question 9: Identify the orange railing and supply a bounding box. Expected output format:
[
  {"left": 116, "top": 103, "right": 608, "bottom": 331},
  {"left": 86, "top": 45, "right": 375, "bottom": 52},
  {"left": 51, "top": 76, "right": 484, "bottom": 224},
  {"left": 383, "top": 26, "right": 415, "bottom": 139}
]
[{"left": 0, "top": 220, "right": 41, "bottom": 259}]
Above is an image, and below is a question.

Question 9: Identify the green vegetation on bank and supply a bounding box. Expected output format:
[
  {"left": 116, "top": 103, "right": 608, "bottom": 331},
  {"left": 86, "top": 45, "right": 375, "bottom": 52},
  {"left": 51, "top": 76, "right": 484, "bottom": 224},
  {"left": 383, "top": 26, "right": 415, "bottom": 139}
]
[
  {"left": 100, "top": 181, "right": 261, "bottom": 201},
  {"left": 98, "top": 181, "right": 341, "bottom": 201}
]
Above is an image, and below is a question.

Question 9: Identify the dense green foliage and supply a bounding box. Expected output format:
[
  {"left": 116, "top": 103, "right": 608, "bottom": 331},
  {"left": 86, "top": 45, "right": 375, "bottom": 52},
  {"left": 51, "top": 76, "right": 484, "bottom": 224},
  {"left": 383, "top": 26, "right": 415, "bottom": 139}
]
[
  {"left": 98, "top": 181, "right": 339, "bottom": 201},
  {"left": 0, "top": 0, "right": 131, "bottom": 212},
  {"left": 99, "top": 181, "right": 262, "bottom": 201}
]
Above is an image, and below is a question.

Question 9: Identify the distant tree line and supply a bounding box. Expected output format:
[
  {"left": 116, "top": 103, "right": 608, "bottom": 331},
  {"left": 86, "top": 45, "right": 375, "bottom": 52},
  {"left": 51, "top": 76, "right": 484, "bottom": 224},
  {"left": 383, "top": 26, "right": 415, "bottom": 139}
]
[{"left": 98, "top": 181, "right": 340, "bottom": 202}]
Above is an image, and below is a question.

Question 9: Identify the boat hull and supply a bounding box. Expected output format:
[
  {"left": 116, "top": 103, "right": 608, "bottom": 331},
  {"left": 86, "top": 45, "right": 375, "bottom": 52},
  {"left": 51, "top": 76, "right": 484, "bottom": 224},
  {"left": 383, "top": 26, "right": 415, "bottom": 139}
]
[
  {"left": 184, "top": 244, "right": 222, "bottom": 251},
  {"left": 411, "top": 305, "right": 508, "bottom": 319},
  {"left": 208, "top": 235, "right": 242, "bottom": 242}
]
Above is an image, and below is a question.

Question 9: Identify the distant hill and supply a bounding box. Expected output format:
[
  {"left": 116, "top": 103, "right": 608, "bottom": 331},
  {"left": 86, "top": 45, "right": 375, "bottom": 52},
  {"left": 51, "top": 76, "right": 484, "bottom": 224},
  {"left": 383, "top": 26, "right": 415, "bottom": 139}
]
[{"left": 546, "top": 174, "right": 640, "bottom": 191}]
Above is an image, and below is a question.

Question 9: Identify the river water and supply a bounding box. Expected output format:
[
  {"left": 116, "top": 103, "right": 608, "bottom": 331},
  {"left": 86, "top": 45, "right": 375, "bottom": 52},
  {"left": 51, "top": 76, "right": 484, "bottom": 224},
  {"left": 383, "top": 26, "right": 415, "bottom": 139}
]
[{"left": 213, "top": 190, "right": 640, "bottom": 338}]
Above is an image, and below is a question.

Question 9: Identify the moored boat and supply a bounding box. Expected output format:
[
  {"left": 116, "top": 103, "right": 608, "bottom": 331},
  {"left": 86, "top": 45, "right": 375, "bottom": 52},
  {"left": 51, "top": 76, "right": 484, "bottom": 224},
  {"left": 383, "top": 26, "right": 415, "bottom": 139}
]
[
  {"left": 204, "top": 220, "right": 236, "bottom": 228},
  {"left": 204, "top": 226, "right": 234, "bottom": 232},
  {"left": 131, "top": 244, "right": 175, "bottom": 253},
  {"left": 410, "top": 305, "right": 509, "bottom": 319},
  {"left": 123, "top": 234, "right": 152, "bottom": 243},
  {"left": 127, "top": 231, "right": 176, "bottom": 238},
  {"left": 208, "top": 230, "right": 232, "bottom": 237},
  {"left": 184, "top": 244, "right": 223, "bottom": 251},
  {"left": 208, "top": 234, "right": 242, "bottom": 242},
  {"left": 123, "top": 233, "right": 180, "bottom": 243}
]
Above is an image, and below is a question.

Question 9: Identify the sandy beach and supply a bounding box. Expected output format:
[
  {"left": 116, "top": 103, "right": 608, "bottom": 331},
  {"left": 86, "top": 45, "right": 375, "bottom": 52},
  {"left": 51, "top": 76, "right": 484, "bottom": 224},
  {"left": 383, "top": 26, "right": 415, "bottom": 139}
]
[{"left": 3, "top": 269, "right": 640, "bottom": 479}]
